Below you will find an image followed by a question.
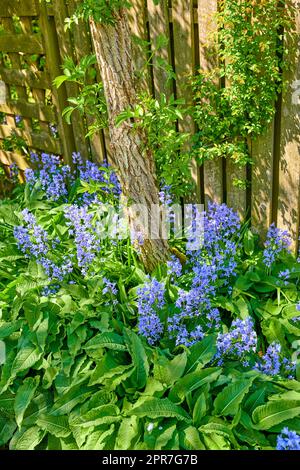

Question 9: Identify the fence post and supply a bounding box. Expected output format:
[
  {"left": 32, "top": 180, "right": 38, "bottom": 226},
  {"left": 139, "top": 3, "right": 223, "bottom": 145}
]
[{"left": 38, "top": 0, "right": 76, "bottom": 165}]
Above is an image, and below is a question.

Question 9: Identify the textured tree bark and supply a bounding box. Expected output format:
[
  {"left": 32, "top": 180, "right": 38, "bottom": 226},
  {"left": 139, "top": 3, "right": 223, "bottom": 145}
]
[{"left": 89, "top": 9, "right": 170, "bottom": 272}]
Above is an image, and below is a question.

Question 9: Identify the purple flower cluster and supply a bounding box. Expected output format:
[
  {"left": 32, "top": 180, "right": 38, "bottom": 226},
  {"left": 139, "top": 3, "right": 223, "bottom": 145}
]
[
  {"left": 167, "top": 203, "right": 240, "bottom": 347},
  {"left": 14, "top": 209, "right": 73, "bottom": 283},
  {"left": 25, "top": 153, "right": 71, "bottom": 201},
  {"left": 137, "top": 278, "right": 165, "bottom": 345},
  {"left": 216, "top": 318, "right": 257, "bottom": 366},
  {"left": 277, "top": 428, "right": 300, "bottom": 450},
  {"left": 167, "top": 255, "right": 182, "bottom": 278},
  {"left": 65, "top": 205, "right": 101, "bottom": 276},
  {"left": 9, "top": 163, "right": 19, "bottom": 183},
  {"left": 255, "top": 342, "right": 296, "bottom": 379},
  {"left": 24, "top": 152, "right": 121, "bottom": 204},
  {"left": 72, "top": 152, "right": 121, "bottom": 201},
  {"left": 102, "top": 277, "right": 117, "bottom": 295},
  {"left": 263, "top": 223, "right": 291, "bottom": 268}
]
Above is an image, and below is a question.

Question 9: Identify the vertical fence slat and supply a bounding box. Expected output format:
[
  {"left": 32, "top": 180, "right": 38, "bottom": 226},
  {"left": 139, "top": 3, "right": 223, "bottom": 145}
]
[
  {"left": 277, "top": 0, "right": 300, "bottom": 252},
  {"left": 147, "top": 0, "right": 172, "bottom": 99},
  {"left": 128, "top": 0, "right": 150, "bottom": 92},
  {"left": 66, "top": 0, "right": 106, "bottom": 163},
  {"left": 51, "top": 0, "right": 89, "bottom": 160},
  {"left": 38, "top": 0, "right": 76, "bottom": 164},
  {"left": 172, "top": 0, "right": 200, "bottom": 201},
  {"left": 198, "top": 0, "right": 223, "bottom": 206},
  {"left": 251, "top": 124, "right": 274, "bottom": 238}
]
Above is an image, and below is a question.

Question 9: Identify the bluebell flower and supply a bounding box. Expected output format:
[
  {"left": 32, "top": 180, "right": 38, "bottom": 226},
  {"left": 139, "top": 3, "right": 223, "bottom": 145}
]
[
  {"left": 137, "top": 278, "right": 165, "bottom": 345},
  {"left": 263, "top": 223, "right": 291, "bottom": 268},
  {"left": 255, "top": 342, "right": 296, "bottom": 379},
  {"left": 167, "top": 255, "right": 182, "bottom": 278},
  {"left": 216, "top": 318, "right": 257, "bottom": 366},
  {"left": 65, "top": 205, "right": 101, "bottom": 276},
  {"left": 277, "top": 428, "right": 300, "bottom": 450}
]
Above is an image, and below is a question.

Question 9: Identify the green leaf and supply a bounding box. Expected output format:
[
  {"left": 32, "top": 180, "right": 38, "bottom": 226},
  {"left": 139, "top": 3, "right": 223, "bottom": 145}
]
[
  {"left": 153, "top": 352, "right": 187, "bottom": 386},
  {"left": 83, "top": 424, "right": 115, "bottom": 450},
  {"left": 11, "top": 344, "right": 42, "bottom": 376},
  {"left": 128, "top": 398, "right": 191, "bottom": 423},
  {"left": 124, "top": 328, "right": 149, "bottom": 389},
  {"left": 185, "top": 335, "right": 217, "bottom": 373},
  {"left": 0, "top": 416, "right": 17, "bottom": 446},
  {"left": 14, "top": 376, "right": 40, "bottom": 428},
  {"left": 70, "top": 404, "right": 120, "bottom": 428},
  {"left": 182, "top": 425, "right": 205, "bottom": 450},
  {"left": 252, "top": 400, "right": 300, "bottom": 430},
  {"left": 213, "top": 379, "right": 254, "bottom": 417},
  {"left": 115, "top": 416, "right": 139, "bottom": 450},
  {"left": 193, "top": 391, "right": 207, "bottom": 427},
  {"left": 51, "top": 384, "right": 93, "bottom": 416},
  {"left": 9, "top": 426, "right": 45, "bottom": 450},
  {"left": 169, "top": 367, "right": 221, "bottom": 404},
  {"left": 84, "top": 332, "right": 127, "bottom": 351},
  {"left": 37, "top": 414, "right": 71, "bottom": 438}
]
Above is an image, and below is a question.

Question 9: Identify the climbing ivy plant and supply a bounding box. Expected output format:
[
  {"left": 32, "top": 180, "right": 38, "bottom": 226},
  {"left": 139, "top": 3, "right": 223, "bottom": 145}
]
[{"left": 192, "top": 0, "right": 295, "bottom": 176}]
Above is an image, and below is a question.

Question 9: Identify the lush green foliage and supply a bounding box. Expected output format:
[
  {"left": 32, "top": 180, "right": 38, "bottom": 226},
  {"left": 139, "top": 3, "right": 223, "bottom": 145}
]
[
  {"left": 192, "top": 0, "right": 294, "bottom": 180},
  {"left": 0, "top": 171, "right": 300, "bottom": 450}
]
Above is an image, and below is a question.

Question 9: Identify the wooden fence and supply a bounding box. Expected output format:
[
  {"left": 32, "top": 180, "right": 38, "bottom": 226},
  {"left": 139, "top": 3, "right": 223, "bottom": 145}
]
[{"left": 0, "top": 0, "right": 300, "bottom": 250}]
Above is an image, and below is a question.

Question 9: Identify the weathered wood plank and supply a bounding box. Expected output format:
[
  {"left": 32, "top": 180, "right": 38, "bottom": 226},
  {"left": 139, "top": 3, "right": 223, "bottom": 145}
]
[
  {"left": 128, "top": 0, "right": 150, "bottom": 92},
  {"left": 0, "top": 67, "right": 50, "bottom": 90},
  {"left": 277, "top": 0, "right": 300, "bottom": 252},
  {"left": 39, "top": 1, "right": 76, "bottom": 163},
  {"left": 0, "top": 124, "right": 62, "bottom": 154},
  {"left": 0, "top": 100, "right": 55, "bottom": 122},
  {"left": 52, "top": 0, "right": 90, "bottom": 160},
  {"left": 172, "top": 0, "right": 200, "bottom": 201},
  {"left": 251, "top": 123, "right": 274, "bottom": 238},
  {"left": 66, "top": 0, "right": 106, "bottom": 162},
  {"left": 226, "top": 161, "right": 247, "bottom": 220},
  {"left": 0, "top": 150, "right": 28, "bottom": 170},
  {"left": 0, "top": 0, "right": 37, "bottom": 17},
  {"left": 0, "top": 34, "right": 44, "bottom": 54},
  {"left": 198, "top": 0, "right": 223, "bottom": 206},
  {"left": 147, "top": 0, "right": 172, "bottom": 99}
]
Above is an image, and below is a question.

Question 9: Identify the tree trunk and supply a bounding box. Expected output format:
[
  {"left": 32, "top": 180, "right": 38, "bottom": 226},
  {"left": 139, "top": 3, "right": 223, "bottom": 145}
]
[{"left": 89, "top": 9, "right": 170, "bottom": 272}]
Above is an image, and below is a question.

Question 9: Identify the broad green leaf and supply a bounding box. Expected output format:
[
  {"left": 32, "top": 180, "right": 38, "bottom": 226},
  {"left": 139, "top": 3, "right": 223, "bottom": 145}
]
[
  {"left": 14, "top": 376, "right": 40, "bottom": 427},
  {"left": 83, "top": 424, "right": 115, "bottom": 450},
  {"left": 199, "top": 421, "right": 238, "bottom": 448},
  {"left": 169, "top": 367, "right": 221, "bottom": 404},
  {"left": 128, "top": 398, "right": 191, "bottom": 423},
  {"left": 37, "top": 414, "right": 71, "bottom": 438},
  {"left": 185, "top": 335, "right": 217, "bottom": 374},
  {"left": 155, "top": 424, "right": 177, "bottom": 450},
  {"left": 193, "top": 392, "right": 207, "bottom": 427},
  {"left": 124, "top": 328, "right": 149, "bottom": 389},
  {"left": 70, "top": 404, "right": 120, "bottom": 428},
  {"left": 252, "top": 400, "right": 300, "bottom": 430},
  {"left": 0, "top": 390, "right": 15, "bottom": 415},
  {"left": 84, "top": 332, "right": 126, "bottom": 351},
  {"left": 153, "top": 352, "right": 187, "bottom": 386},
  {"left": 115, "top": 416, "right": 139, "bottom": 450},
  {"left": 11, "top": 344, "right": 42, "bottom": 376},
  {"left": 51, "top": 384, "right": 93, "bottom": 416},
  {"left": 0, "top": 416, "right": 17, "bottom": 446},
  {"left": 9, "top": 426, "right": 45, "bottom": 450},
  {"left": 0, "top": 320, "right": 23, "bottom": 340},
  {"left": 213, "top": 379, "right": 254, "bottom": 416},
  {"left": 182, "top": 425, "right": 205, "bottom": 450}
]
